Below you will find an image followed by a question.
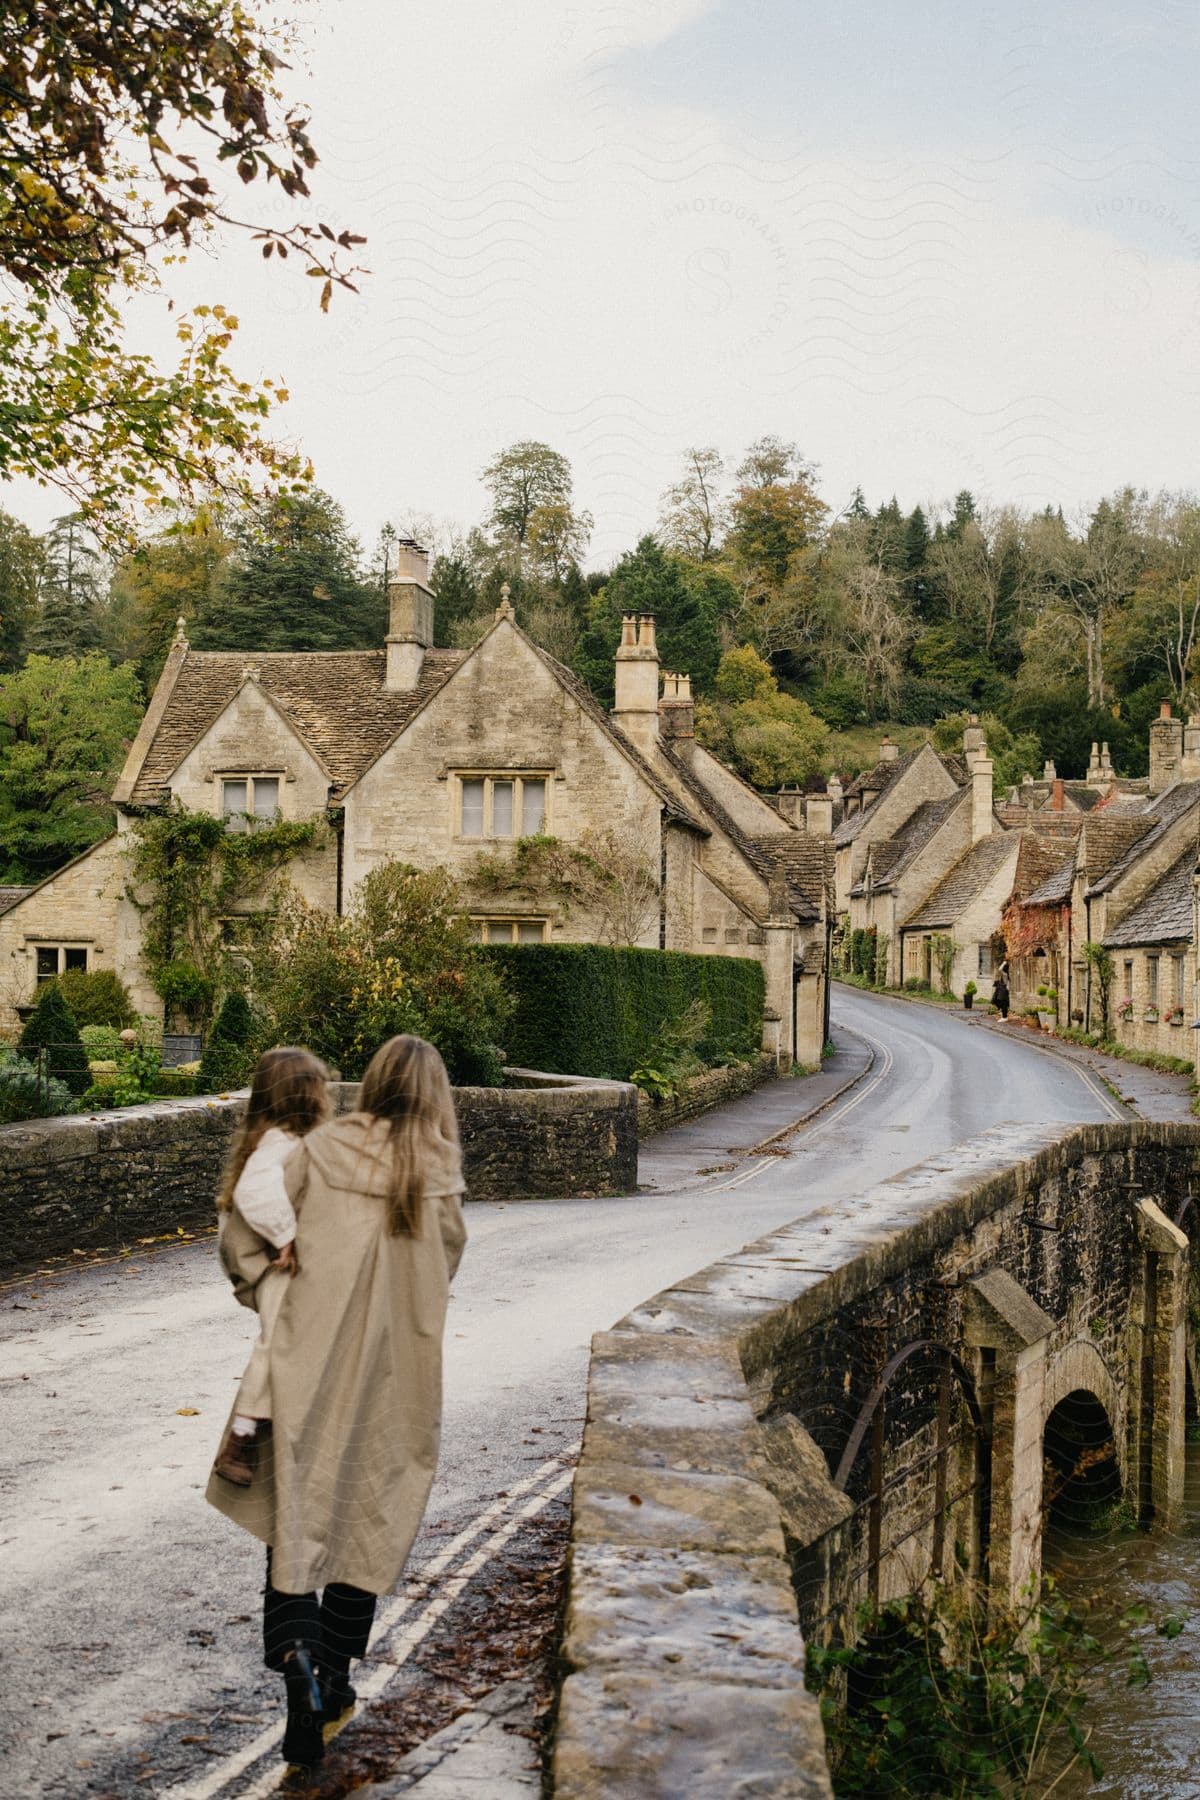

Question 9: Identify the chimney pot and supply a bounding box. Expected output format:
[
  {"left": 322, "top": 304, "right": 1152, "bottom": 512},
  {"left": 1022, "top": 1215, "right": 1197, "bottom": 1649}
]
[
  {"left": 386, "top": 542, "right": 434, "bottom": 691},
  {"left": 1161, "top": 700, "right": 1173, "bottom": 719}
]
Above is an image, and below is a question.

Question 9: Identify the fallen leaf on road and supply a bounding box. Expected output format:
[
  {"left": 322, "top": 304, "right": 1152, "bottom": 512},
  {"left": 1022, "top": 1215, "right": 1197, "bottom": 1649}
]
[
  {"left": 628, "top": 1494, "right": 643, "bottom": 1505},
  {"left": 176, "top": 1407, "right": 200, "bottom": 1416}
]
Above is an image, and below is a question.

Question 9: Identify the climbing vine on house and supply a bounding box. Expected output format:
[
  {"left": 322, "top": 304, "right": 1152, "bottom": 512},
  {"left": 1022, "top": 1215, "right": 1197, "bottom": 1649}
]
[
  {"left": 124, "top": 802, "right": 321, "bottom": 1024},
  {"left": 468, "top": 829, "right": 660, "bottom": 947},
  {"left": 931, "top": 932, "right": 958, "bottom": 994}
]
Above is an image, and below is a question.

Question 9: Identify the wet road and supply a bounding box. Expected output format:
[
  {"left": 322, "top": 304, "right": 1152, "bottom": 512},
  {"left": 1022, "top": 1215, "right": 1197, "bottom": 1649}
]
[{"left": 0, "top": 990, "right": 1120, "bottom": 1796}]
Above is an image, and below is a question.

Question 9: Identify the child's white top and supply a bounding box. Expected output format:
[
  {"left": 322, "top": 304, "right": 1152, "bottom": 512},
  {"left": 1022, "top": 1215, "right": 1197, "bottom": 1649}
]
[{"left": 233, "top": 1126, "right": 299, "bottom": 1249}]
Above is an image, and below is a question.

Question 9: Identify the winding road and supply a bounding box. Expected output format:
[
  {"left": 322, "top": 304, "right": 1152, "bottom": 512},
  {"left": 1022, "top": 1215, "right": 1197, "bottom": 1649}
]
[{"left": 0, "top": 991, "right": 1123, "bottom": 1796}]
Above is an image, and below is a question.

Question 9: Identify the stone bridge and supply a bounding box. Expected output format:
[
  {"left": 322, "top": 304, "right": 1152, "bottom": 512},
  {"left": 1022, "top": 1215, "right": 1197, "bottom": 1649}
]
[{"left": 553, "top": 1120, "right": 1200, "bottom": 1797}]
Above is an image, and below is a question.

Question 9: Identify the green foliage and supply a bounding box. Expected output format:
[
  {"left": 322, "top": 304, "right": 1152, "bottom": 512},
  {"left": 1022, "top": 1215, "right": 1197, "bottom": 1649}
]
[
  {"left": 807, "top": 1577, "right": 1182, "bottom": 1799},
  {"left": 0, "top": 653, "right": 144, "bottom": 882},
  {"left": 190, "top": 490, "right": 385, "bottom": 652},
  {"left": 197, "top": 991, "right": 255, "bottom": 1093},
  {"left": 630, "top": 999, "right": 711, "bottom": 1097},
  {"left": 124, "top": 802, "right": 319, "bottom": 1024},
  {"left": 931, "top": 933, "right": 958, "bottom": 994},
  {"left": 110, "top": 1040, "right": 162, "bottom": 1106},
  {"left": 696, "top": 650, "right": 829, "bottom": 790},
  {"left": 1084, "top": 941, "right": 1115, "bottom": 1035},
  {"left": 930, "top": 710, "right": 1040, "bottom": 793},
  {"left": 0, "top": 507, "right": 45, "bottom": 670},
  {"left": 573, "top": 536, "right": 724, "bottom": 703},
  {"left": 52, "top": 968, "right": 136, "bottom": 1028},
  {"left": 17, "top": 982, "right": 90, "bottom": 1095},
  {"left": 481, "top": 942, "right": 764, "bottom": 1080},
  {"left": 0, "top": 1056, "right": 75, "bottom": 1122},
  {"left": 252, "top": 861, "right": 513, "bottom": 1086},
  {"left": 80, "top": 1024, "right": 124, "bottom": 1061}
]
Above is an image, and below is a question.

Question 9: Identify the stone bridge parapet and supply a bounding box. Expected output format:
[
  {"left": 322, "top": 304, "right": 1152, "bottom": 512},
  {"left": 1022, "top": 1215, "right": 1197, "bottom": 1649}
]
[{"left": 554, "top": 1120, "right": 1200, "bottom": 1797}]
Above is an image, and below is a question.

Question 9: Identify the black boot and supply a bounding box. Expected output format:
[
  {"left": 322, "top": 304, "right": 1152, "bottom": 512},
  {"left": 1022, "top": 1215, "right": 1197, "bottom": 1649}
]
[
  {"left": 280, "top": 1644, "right": 325, "bottom": 1768},
  {"left": 318, "top": 1654, "right": 357, "bottom": 1725}
]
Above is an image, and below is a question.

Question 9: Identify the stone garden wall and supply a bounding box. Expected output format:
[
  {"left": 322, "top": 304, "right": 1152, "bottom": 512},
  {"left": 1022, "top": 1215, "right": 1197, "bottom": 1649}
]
[
  {"left": 1, "top": 1068, "right": 638, "bottom": 1272},
  {"left": 635, "top": 1052, "right": 777, "bottom": 1136}
]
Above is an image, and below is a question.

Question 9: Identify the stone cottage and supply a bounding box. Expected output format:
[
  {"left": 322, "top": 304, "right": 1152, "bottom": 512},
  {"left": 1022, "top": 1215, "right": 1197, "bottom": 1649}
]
[{"left": 0, "top": 544, "right": 833, "bottom": 1065}]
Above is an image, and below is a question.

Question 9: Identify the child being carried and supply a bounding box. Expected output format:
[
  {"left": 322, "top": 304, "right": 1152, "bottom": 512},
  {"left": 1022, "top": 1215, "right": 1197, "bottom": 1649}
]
[{"left": 212, "top": 1046, "right": 330, "bottom": 1487}]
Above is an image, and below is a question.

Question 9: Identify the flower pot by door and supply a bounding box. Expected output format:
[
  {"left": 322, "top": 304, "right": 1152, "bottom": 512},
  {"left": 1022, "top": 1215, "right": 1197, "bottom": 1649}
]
[{"left": 963, "top": 994, "right": 974, "bottom": 1010}]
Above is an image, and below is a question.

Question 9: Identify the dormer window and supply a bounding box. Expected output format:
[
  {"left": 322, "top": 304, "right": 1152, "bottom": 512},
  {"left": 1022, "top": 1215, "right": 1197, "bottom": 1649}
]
[
  {"left": 455, "top": 773, "right": 548, "bottom": 839},
  {"left": 222, "top": 775, "right": 280, "bottom": 832}
]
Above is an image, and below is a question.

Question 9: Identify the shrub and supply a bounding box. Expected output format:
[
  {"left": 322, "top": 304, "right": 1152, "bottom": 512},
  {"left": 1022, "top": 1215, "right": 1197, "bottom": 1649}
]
[
  {"left": 52, "top": 968, "right": 136, "bottom": 1029},
  {"left": 197, "top": 990, "right": 256, "bottom": 1093},
  {"left": 155, "top": 957, "right": 217, "bottom": 1024},
  {"left": 80, "top": 1025, "right": 124, "bottom": 1062},
  {"left": 153, "top": 1068, "right": 197, "bottom": 1096},
  {"left": 18, "top": 984, "right": 91, "bottom": 1097},
  {"left": 481, "top": 943, "right": 764, "bottom": 1080},
  {"left": 253, "top": 864, "right": 513, "bottom": 1086},
  {"left": 0, "top": 1057, "right": 75, "bottom": 1123}
]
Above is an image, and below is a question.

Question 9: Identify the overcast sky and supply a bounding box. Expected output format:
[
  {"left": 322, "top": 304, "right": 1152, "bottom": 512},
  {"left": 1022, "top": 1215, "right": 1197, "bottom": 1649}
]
[{"left": 15, "top": 0, "right": 1200, "bottom": 564}]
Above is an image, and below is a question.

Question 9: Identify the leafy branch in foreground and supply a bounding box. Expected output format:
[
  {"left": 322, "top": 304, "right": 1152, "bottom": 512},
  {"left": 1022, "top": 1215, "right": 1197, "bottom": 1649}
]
[{"left": 0, "top": 0, "right": 366, "bottom": 522}]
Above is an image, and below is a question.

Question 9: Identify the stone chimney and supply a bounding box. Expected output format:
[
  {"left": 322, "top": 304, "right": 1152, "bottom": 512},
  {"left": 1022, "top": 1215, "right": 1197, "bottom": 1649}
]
[
  {"left": 774, "top": 784, "right": 806, "bottom": 827},
  {"left": 1043, "top": 758, "right": 1056, "bottom": 781},
  {"left": 878, "top": 735, "right": 900, "bottom": 763},
  {"left": 385, "top": 538, "right": 434, "bottom": 691},
  {"left": 806, "top": 791, "right": 834, "bottom": 835},
  {"left": 1087, "top": 740, "right": 1103, "bottom": 783},
  {"left": 1149, "top": 700, "right": 1184, "bottom": 795},
  {"left": 658, "top": 672, "right": 695, "bottom": 750},
  {"left": 1182, "top": 715, "right": 1200, "bottom": 782},
  {"left": 826, "top": 775, "right": 844, "bottom": 826},
  {"left": 962, "top": 713, "right": 986, "bottom": 771},
  {"left": 1100, "top": 741, "right": 1114, "bottom": 780},
  {"left": 613, "top": 614, "right": 660, "bottom": 754},
  {"left": 972, "top": 754, "right": 994, "bottom": 842}
]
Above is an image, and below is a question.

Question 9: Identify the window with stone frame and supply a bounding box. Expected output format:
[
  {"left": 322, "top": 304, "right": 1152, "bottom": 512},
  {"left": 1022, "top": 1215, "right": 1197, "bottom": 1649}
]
[
  {"left": 1147, "top": 953, "right": 1160, "bottom": 1007},
  {"left": 472, "top": 917, "right": 548, "bottom": 945},
  {"left": 221, "top": 775, "right": 281, "bottom": 832},
  {"left": 455, "top": 773, "right": 548, "bottom": 839},
  {"left": 34, "top": 944, "right": 88, "bottom": 985},
  {"left": 1123, "top": 959, "right": 1133, "bottom": 1001},
  {"left": 977, "top": 942, "right": 993, "bottom": 978},
  {"left": 1172, "top": 953, "right": 1186, "bottom": 1006}
]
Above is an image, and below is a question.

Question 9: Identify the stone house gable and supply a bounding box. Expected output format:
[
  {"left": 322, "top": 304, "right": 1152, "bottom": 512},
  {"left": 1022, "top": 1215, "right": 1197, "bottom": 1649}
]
[
  {"left": 339, "top": 615, "right": 697, "bottom": 937},
  {"left": 832, "top": 741, "right": 964, "bottom": 912},
  {"left": 0, "top": 833, "right": 158, "bottom": 1026},
  {"left": 899, "top": 833, "right": 1022, "bottom": 995}
]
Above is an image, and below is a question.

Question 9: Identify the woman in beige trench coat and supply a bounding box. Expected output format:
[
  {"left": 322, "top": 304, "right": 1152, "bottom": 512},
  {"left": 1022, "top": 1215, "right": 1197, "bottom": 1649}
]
[{"left": 206, "top": 1034, "right": 468, "bottom": 1770}]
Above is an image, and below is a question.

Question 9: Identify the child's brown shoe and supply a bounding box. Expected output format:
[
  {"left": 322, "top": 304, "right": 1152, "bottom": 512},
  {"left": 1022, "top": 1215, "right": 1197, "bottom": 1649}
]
[{"left": 215, "top": 1428, "right": 258, "bottom": 1486}]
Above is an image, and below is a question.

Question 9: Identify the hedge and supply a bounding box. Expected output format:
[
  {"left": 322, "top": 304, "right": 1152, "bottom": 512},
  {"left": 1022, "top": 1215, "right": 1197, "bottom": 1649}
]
[{"left": 482, "top": 943, "right": 765, "bottom": 1080}]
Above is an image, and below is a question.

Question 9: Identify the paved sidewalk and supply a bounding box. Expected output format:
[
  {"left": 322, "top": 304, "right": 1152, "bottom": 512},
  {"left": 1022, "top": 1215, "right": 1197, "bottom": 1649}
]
[{"left": 636, "top": 1030, "right": 875, "bottom": 1194}]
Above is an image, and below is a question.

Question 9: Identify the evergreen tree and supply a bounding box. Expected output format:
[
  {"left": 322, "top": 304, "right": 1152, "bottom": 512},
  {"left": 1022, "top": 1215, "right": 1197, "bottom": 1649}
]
[
  {"left": 430, "top": 548, "right": 481, "bottom": 645},
  {"left": 190, "top": 490, "right": 384, "bottom": 653},
  {"left": 904, "top": 505, "right": 932, "bottom": 615},
  {"left": 18, "top": 982, "right": 90, "bottom": 1096},
  {"left": 25, "top": 515, "right": 105, "bottom": 657},
  {"left": 0, "top": 508, "right": 46, "bottom": 669},
  {"left": 574, "top": 536, "right": 724, "bottom": 704},
  {"left": 197, "top": 990, "right": 256, "bottom": 1092}
]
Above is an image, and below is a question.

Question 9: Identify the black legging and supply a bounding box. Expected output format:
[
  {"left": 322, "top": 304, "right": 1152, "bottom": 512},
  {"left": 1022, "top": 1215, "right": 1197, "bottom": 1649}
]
[{"left": 263, "top": 1548, "right": 377, "bottom": 1673}]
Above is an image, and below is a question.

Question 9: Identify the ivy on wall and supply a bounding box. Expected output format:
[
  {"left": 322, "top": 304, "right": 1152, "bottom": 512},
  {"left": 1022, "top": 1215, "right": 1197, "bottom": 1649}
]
[{"left": 123, "top": 802, "right": 321, "bottom": 1024}]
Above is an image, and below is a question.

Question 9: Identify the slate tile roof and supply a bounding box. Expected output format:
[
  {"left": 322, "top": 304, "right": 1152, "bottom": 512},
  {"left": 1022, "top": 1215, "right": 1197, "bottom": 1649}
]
[
  {"left": 1084, "top": 782, "right": 1200, "bottom": 895},
  {"left": 901, "top": 832, "right": 1017, "bottom": 931},
  {"left": 1021, "top": 850, "right": 1076, "bottom": 908},
  {"left": 748, "top": 832, "right": 834, "bottom": 922},
  {"left": 127, "top": 648, "right": 468, "bottom": 803},
  {"left": 0, "top": 886, "right": 31, "bottom": 916},
  {"left": 1104, "top": 848, "right": 1195, "bottom": 948}
]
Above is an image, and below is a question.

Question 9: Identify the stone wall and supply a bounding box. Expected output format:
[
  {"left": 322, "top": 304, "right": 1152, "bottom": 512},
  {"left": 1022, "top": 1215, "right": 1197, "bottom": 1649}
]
[
  {"left": 1, "top": 1069, "right": 637, "bottom": 1273},
  {"left": 635, "top": 1052, "right": 777, "bottom": 1136},
  {"left": 554, "top": 1120, "right": 1200, "bottom": 1797}
]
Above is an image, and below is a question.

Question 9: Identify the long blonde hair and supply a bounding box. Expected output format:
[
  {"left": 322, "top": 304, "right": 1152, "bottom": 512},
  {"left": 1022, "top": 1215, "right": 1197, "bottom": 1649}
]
[
  {"left": 357, "top": 1034, "right": 459, "bottom": 1235},
  {"left": 217, "top": 1046, "right": 331, "bottom": 1213}
]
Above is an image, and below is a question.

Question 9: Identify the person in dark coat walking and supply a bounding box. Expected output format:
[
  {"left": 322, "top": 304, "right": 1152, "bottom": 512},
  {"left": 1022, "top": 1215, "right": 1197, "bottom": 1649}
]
[{"left": 991, "top": 961, "right": 1010, "bottom": 1019}]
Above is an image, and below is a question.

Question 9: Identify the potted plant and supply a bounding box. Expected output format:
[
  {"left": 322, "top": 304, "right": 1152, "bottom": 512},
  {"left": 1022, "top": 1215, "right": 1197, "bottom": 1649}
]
[
  {"left": 1116, "top": 996, "right": 1134, "bottom": 1021},
  {"left": 1144, "top": 1004, "right": 1160, "bottom": 1024},
  {"left": 963, "top": 980, "right": 977, "bottom": 1011},
  {"left": 1166, "top": 1003, "right": 1186, "bottom": 1025},
  {"left": 1036, "top": 984, "right": 1057, "bottom": 1030}
]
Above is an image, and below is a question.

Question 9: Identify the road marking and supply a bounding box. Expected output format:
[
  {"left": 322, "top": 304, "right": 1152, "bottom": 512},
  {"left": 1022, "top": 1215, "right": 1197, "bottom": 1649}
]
[
  {"left": 804, "top": 1025, "right": 895, "bottom": 1137},
  {"left": 166, "top": 1455, "right": 575, "bottom": 1800}
]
